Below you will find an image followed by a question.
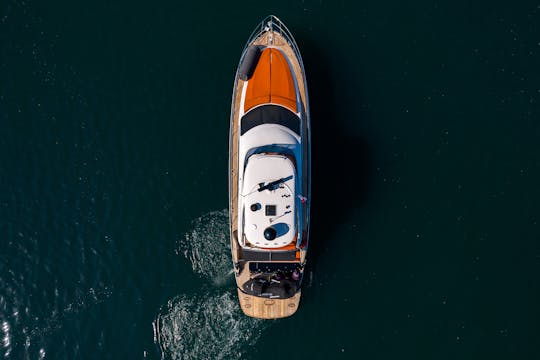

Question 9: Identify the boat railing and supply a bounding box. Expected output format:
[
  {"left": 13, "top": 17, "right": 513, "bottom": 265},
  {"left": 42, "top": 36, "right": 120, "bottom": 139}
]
[{"left": 240, "top": 15, "right": 306, "bottom": 76}]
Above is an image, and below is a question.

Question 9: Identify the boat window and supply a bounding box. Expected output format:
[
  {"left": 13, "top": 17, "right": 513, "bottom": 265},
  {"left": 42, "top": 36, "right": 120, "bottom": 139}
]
[{"left": 241, "top": 105, "right": 300, "bottom": 135}]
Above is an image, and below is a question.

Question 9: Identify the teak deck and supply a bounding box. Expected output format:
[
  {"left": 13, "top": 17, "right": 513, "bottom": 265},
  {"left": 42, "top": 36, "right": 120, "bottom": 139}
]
[{"left": 237, "top": 289, "right": 302, "bottom": 319}]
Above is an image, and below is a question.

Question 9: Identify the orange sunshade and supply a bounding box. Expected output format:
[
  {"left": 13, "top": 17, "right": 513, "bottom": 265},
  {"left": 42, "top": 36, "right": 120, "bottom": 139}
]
[{"left": 244, "top": 48, "right": 297, "bottom": 112}]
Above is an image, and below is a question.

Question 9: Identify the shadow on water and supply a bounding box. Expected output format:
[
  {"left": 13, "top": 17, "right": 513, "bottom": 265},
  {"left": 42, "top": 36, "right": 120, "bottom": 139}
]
[{"left": 297, "top": 33, "right": 374, "bottom": 268}]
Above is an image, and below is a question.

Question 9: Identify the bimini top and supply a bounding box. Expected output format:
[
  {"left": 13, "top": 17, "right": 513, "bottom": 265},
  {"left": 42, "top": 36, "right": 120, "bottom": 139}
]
[{"left": 242, "top": 154, "right": 296, "bottom": 248}]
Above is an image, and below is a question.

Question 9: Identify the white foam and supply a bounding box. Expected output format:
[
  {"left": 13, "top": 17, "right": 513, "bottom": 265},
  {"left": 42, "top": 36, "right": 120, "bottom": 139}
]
[
  {"left": 154, "top": 291, "right": 266, "bottom": 360},
  {"left": 155, "top": 210, "right": 269, "bottom": 359},
  {"left": 178, "top": 209, "right": 233, "bottom": 284},
  {"left": 1, "top": 320, "right": 11, "bottom": 357}
]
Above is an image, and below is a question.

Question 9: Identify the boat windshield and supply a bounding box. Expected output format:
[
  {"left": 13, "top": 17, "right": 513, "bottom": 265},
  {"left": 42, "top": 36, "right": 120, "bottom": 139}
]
[{"left": 241, "top": 105, "right": 300, "bottom": 135}]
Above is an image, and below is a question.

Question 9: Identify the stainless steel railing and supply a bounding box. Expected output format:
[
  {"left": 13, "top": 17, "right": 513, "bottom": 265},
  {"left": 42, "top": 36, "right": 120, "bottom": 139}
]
[{"left": 242, "top": 15, "right": 304, "bottom": 67}]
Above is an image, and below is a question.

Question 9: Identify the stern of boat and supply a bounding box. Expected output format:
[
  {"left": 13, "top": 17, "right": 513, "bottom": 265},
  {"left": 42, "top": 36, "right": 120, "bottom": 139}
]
[{"left": 238, "top": 289, "right": 301, "bottom": 319}]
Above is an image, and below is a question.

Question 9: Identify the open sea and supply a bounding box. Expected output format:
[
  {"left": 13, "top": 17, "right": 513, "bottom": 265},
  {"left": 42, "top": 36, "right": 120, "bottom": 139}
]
[{"left": 1, "top": 0, "right": 539, "bottom": 359}]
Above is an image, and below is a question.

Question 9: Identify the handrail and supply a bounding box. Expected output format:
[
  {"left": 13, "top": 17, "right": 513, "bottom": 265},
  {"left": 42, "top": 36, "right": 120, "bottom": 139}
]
[
  {"left": 241, "top": 15, "right": 305, "bottom": 69},
  {"left": 235, "top": 15, "right": 309, "bottom": 118}
]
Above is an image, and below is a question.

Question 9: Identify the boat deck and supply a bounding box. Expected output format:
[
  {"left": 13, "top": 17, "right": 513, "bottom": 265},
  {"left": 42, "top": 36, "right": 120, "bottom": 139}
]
[{"left": 237, "top": 289, "right": 301, "bottom": 319}]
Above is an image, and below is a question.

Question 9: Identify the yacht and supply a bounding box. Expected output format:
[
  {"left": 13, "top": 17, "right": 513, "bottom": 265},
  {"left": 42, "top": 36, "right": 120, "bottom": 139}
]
[{"left": 229, "top": 15, "right": 311, "bottom": 319}]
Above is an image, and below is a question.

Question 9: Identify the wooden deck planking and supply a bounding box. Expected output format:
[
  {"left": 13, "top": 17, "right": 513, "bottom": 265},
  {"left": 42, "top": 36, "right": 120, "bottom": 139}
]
[
  {"left": 230, "top": 78, "right": 244, "bottom": 237},
  {"left": 238, "top": 289, "right": 301, "bottom": 319}
]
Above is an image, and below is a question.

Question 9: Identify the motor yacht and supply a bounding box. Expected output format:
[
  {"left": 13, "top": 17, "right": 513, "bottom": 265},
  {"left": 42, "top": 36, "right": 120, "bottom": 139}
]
[{"left": 229, "top": 15, "right": 311, "bottom": 319}]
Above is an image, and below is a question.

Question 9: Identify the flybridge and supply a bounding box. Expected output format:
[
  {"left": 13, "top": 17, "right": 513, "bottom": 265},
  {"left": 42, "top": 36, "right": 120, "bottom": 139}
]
[{"left": 241, "top": 155, "right": 296, "bottom": 248}]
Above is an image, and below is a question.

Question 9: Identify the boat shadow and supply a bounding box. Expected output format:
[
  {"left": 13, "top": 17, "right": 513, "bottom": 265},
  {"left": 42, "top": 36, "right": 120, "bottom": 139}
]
[{"left": 298, "top": 33, "right": 374, "bottom": 272}]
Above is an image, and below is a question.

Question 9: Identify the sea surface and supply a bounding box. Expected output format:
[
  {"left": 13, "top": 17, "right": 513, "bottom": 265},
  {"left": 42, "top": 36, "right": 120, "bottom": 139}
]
[{"left": 1, "top": 1, "right": 539, "bottom": 359}]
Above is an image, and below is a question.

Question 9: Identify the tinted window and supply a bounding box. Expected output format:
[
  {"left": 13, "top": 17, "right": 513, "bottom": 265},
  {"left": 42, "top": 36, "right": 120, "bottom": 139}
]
[{"left": 240, "top": 105, "right": 300, "bottom": 135}]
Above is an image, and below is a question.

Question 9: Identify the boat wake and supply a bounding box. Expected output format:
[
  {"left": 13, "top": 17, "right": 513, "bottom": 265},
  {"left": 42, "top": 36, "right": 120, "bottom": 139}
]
[
  {"left": 154, "top": 291, "right": 266, "bottom": 360},
  {"left": 177, "top": 209, "right": 234, "bottom": 286},
  {"left": 155, "top": 209, "right": 268, "bottom": 360}
]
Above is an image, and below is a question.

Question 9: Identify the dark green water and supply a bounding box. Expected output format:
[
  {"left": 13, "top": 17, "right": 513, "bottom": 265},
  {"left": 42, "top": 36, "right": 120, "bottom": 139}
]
[{"left": 1, "top": 0, "right": 539, "bottom": 359}]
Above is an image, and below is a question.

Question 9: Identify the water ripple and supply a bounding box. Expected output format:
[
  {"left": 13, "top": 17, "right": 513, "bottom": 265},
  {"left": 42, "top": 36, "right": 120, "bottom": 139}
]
[
  {"left": 154, "top": 291, "right": 266, "bottom": 360},
  {"left": 1, "top": 320, "right": 11, "bottom": 357},
  {"left": 156, "top": 209, "right": 268, "bottom": 360},
  {"left": 177, "top": 209, "right": 233, "bottom": 285}
]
